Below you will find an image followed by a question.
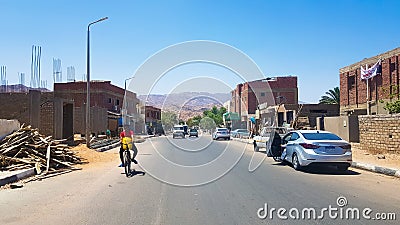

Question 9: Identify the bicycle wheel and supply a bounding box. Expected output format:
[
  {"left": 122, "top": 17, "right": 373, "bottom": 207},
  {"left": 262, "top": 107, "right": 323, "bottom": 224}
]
[{"left": 123, "top": 151, "right": 131, "bottom": 177}]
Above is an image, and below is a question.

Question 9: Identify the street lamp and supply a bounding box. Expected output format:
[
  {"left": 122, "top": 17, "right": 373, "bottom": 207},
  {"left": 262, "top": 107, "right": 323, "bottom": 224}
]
[
  {"left": 86, "top": 16, "right": 108, "bottom": 148},
  {"left": 124, "top": 76, "right": 135, "bottom": 93}
]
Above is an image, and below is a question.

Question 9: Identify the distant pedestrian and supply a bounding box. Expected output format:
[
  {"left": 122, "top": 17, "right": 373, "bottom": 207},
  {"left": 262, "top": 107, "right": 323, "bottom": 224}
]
[{"left": 106, "top": 129, "right": 111, "bottom": 139}]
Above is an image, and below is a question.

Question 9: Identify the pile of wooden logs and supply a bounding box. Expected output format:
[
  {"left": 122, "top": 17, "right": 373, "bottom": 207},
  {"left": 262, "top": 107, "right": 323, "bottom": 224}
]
[{"left": 0, "top": 125, "right": 81, "bottom": 172}]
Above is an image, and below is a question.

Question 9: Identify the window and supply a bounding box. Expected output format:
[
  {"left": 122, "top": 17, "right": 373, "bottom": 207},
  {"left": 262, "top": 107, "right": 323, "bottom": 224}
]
[
  {"left": 116, "top": 99, "right": 120, "bottom": 105},
  {"left": 282, "top": 133, "right": 292, "bottom": 144},
  {"left": 261, "top": 92, "right": 265, "bottom": 97},
  {"left": 108, "top": 98, "right": 112, "bottom": 104},
  {"left": 302, "top": 132, "right": 342, "bottom": 140},
  {"left": 290, "top": 133, "right": 300, "bottom": 141},
  {"left": 348, "top": 76, "right": 355, "bottom": 89}
]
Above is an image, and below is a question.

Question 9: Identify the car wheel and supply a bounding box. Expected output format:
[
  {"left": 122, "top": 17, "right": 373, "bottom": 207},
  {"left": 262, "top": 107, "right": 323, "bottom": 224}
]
[{"left": 292, "top": 153, "right": 302, "bottom": 171}]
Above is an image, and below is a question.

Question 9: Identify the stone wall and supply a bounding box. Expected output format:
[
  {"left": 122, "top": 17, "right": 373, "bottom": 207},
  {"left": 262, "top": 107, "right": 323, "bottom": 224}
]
[{"left": 359, "top": 114, "right": 400, "bottom": 154}]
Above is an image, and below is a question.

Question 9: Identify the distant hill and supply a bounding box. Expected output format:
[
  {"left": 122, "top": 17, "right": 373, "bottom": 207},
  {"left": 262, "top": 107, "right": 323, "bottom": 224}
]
[
  {"left": 0, "top": 84, "right": 50, "bottom": 93},
  {"left": 138, "top": 92, "right": 231, "bottom": 121}
]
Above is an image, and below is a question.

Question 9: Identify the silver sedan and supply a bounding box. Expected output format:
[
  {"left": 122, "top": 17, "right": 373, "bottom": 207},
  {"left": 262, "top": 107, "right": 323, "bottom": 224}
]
[{"left": 280, "top": 130, "right": 352, "bottom": 171}]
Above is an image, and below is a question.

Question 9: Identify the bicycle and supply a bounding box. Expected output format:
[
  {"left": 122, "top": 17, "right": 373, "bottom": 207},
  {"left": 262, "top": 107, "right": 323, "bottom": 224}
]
[
  {"left": 123, "top": 147, "right": 131, "bottom": 177},
  {"left": 121, "top": 137, "right": 135, "bottom": 177}
]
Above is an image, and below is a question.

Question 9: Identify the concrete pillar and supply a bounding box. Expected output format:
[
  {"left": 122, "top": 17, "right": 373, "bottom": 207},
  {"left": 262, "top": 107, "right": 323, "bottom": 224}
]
[
  {"left": 53, "top": 98, "right": 63, "bottom": 139},
  {"left": 29, "top": 90, "right": 41, "bottom": 129}
]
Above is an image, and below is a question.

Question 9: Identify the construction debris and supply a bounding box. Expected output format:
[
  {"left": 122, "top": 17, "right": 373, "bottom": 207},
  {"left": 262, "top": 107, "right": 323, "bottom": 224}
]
[{"left": 0, "top": 125, "right": 81, "bottom": 173}]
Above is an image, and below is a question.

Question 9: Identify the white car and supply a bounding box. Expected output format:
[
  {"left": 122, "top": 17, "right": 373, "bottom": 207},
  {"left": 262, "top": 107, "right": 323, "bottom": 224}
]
[
  {"left": 280, "top": 130, "right": 352, "bottom": 171},
  {"left": 212, "top": 128, "right": 230, "bottom": 140},
  {"left": 172, "top": 125, "right": 185, "bottom": 139}
]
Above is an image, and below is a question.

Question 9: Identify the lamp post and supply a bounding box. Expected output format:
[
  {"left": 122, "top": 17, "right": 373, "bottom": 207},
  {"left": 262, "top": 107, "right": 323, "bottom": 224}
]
[
  {"left": 86, "top": 16, "right": 108, "bottom": 148},
  {"left": 124, "top": 76, "right": 135, "bottom": 93}
]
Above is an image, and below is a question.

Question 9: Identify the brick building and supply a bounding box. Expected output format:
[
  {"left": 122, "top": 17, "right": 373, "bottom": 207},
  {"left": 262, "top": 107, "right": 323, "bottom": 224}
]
[
  {"left": 144, "top": 105, "right": 162, "bottom": 134},
  {"left": 0, "top": 90, "right": 73, "bottom": 139},
  {"left": 231, "top": 76, "right": 298, "bottom": 124},
  {"left": 144, "top": 105, "right": 161, "bottom": 123},
  {"left": 259, "top": 103, "right": 339, "bottom": 128},
  {"left": 54, "top": 80, "right": 142, "bottom": 135},
  {"left": 340, "top": 47, "right": 400, "bottom": 115}
]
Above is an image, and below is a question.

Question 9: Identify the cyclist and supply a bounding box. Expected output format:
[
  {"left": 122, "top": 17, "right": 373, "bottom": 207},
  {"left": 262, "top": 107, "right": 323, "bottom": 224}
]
[{"left": 119, "top": 129, "right": 138, "bottom": 167}]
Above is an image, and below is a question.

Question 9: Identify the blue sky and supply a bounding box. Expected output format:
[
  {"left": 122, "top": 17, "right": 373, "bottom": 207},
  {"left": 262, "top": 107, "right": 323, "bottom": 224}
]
[{"left": 1, "top": 0, "right": 400, "bottom": 103}]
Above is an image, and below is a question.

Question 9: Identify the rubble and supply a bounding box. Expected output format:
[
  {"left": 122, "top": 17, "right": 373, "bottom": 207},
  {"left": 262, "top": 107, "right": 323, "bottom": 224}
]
[{"left": 0, "top": 125, "right": 81, "bottom": 173}]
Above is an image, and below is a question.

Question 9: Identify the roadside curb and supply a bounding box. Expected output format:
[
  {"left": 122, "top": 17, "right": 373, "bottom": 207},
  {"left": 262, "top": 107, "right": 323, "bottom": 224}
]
[
  {"left": 232, "top": 137, "right": 253, "bottom": 144},
  {"left": 351, "top": 162, "right": 400, "bottom": 178},
  {"left": 95, "top": 135, "right": 153, "bottom": 152},
  {"left": 96, "top": 141, "right": 121, "bottom": 152},
  {"left": 0, "top": 168, "right": 36, "bottom": 187}
]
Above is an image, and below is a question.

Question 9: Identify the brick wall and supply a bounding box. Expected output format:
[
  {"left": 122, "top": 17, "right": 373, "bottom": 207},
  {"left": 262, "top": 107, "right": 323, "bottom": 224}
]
[
  {"left": 39, "top": 92, "right": 54, "bottom": 136},
  {"left": 359, "top": 114, "right": 400, "bottom": 154},
  {"left": 73, "top": 106, "right": 107, "bottom": 135},
  {"left": 40, "top": 101, "right": 54, "bottom": 136},
  {"left": 0, "top": 93, "right": 30, "bottom": 125}
]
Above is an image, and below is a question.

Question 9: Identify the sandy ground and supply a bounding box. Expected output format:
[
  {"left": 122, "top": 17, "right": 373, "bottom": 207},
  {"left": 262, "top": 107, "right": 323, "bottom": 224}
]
[
  {"left": 351, "top": 143, "right": 400, "bottom": 170},
  {"left": 70, "top": 144, "right": 119, "bottom": 169}
]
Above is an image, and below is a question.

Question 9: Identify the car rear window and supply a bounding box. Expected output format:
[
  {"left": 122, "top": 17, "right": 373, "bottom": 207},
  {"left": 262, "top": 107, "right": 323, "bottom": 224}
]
[
  {"left": 301, "top": 132, "right": 342, "bottom": 140},
  {"left": 190, "top": 129, "right": 197, "bottom": 132}
]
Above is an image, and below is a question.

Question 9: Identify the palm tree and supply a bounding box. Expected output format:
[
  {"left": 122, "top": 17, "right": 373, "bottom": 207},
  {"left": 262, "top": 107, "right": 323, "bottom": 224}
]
[{"left": 319, "top": 87, "right": 340, "bottom": 104}]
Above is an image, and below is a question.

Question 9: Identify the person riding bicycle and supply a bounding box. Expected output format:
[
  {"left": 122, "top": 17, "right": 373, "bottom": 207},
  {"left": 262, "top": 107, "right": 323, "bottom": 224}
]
[{"left": 119, "top": 129, "right": 138, "bottom": 167}]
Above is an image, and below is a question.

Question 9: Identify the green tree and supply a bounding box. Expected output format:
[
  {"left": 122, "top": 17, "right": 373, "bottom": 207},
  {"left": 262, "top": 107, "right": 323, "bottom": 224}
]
[
  {"left": 380, "top": 85, "right": 400, "bottom": 114},
  {"left": 187, "top": 115, "right": 202, "bottom": 127},
  {"left": 161, "top": 111, "right": 178, "bottom": 131},
  {"left": 319, "top": 87, "right": 340, "bottom": 104},
  {"left": 202, "top": 106, "right": 227, "bottom": 126},
  {"left": 199, "top": 116, "right": 216, "bottom": 130}
]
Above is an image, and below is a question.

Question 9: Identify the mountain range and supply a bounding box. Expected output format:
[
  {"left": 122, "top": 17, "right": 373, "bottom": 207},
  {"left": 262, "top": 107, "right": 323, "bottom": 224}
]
[{"left": 138, "top": 92, "right": 231, "bottom": 121}]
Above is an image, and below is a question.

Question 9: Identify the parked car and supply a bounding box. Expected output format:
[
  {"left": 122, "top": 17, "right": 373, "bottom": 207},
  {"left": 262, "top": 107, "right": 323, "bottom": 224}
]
[
  {"left": 172, "top": 125, "right": 185, "bottom": 139},
  {"left": 280, "top": 130, "right": 352, "bottom": 171},
  {"left": 189, "top": 128, "right": 199, "bottom": 137},
  {"left": 212, "top": 128, "right": 230, "bottom": 140},
  {"left": 253, "top": 127, "right": 292, "bottom": 152},
  {"left": 230, "top": 129, "right": 250, "bottom": 138}
]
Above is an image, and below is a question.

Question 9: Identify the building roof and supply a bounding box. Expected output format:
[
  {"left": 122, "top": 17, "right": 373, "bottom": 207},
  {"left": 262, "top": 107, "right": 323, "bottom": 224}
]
[{"left": 340, "top": 47, "right": 400, "bottom": 73}]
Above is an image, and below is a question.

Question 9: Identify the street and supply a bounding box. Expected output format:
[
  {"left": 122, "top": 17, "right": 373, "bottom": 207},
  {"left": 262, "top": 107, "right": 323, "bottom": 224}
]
[{"left": 0, "top": 135, "right": 399, "bottom": 225}]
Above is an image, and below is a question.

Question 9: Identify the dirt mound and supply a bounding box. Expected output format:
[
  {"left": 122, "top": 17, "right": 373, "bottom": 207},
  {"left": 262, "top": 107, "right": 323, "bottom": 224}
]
[{"left": 70, "top": 144, "right": 118, "bottom": 169}]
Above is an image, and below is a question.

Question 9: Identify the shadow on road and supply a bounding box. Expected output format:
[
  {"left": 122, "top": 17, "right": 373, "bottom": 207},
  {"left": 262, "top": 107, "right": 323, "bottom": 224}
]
[
  {"left": 271, "top": 162, "right": 361, "bottom": 175},
  {"left": 300, "top": 166, "right": 360, "bottom": 176},
  {"left": 121, "top": 170, "right": 146, "bottom": 178}
]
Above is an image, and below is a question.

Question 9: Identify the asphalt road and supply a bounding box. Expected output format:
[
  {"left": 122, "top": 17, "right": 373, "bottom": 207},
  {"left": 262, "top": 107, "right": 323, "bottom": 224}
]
[{"left": 0, "top": 134, "right": 399, "bottom": 225}]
